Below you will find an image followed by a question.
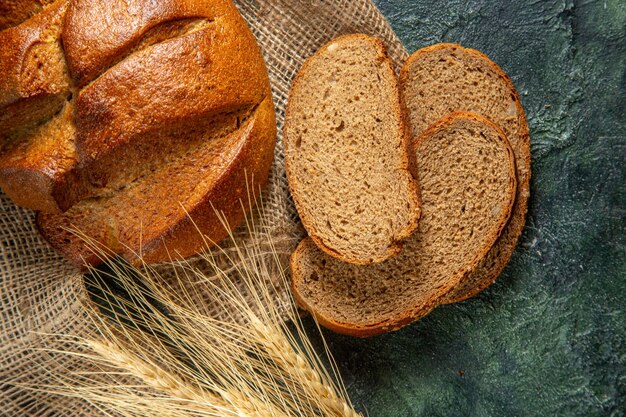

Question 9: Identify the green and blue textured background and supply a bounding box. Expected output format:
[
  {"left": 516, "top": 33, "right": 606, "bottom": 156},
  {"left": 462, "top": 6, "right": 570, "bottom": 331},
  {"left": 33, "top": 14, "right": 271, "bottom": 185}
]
[{"left": 304, "top": 1, "right": 626, "bottom": 416}]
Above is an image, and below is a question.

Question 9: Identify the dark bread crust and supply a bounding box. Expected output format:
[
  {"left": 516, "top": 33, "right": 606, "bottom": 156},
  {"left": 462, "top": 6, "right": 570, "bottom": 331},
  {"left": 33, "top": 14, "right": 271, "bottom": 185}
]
[
  {"left": 284, "top": 34, "right": 420, "bottom": 265},
  {"left": 0, "top": 101, "right": 78, "bottom": 213},
  {"left": 0, "top": 0, "right": 75, "bottom": 212},
  {"left": 66, "top": 0, "right": 268, "bottom": 201},
  {"left": 37, "top": 97, "right": 275, "bottom": 269},
  {"left": 140, "top": 99, "right": 276, "bottom": 264},
  {"left": 400, "top": 43, "right": 530, "bottom": 303},
  {"left": 290, "top": 112, "right": 517, "bottom": 337},
  {"left": 1, "top": 0, "right": 271, "bottom": 214},
  {"left": 1, "top": 0, "right": 276, "bottom": 266},
  {"left": 63, "top": 0, "right": 221, "bottom": 87},
  {"left": 0, "top": 0, "right": 56, "bottom": 30},
  {"left": 0, "top": 0, "right": 70, "bottom": 138}
]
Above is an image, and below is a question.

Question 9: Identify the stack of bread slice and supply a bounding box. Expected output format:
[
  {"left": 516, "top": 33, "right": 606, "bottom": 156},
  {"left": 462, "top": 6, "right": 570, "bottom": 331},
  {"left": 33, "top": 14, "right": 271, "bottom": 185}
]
[{"left": 284, "top": 36, "right": 530, "bottom": 337}]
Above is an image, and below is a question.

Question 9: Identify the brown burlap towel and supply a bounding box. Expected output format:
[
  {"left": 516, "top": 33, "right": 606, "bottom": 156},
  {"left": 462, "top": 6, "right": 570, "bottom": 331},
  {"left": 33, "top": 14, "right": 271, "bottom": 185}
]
[{"left": 0, "top": 1, "right": 407, "bottom": 415}]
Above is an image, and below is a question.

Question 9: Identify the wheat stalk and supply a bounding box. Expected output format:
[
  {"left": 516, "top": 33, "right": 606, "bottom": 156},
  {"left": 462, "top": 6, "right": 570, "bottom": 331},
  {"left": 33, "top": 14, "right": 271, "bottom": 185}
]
[{"left": 23, "top": 190, "right": 362, "bottom": 417}]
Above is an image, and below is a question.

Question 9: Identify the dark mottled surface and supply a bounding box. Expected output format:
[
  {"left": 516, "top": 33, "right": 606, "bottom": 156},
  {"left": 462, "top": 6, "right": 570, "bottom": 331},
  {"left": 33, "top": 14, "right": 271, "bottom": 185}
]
[{"left": 302, "top": 1, "right": 626, "bottom": 416}]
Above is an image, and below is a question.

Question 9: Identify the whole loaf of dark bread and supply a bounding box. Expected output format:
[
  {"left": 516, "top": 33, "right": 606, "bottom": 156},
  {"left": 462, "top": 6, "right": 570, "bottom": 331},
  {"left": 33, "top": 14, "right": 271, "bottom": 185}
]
[{"left": 0, "top": 0, "right": 276, "bottom": 267}]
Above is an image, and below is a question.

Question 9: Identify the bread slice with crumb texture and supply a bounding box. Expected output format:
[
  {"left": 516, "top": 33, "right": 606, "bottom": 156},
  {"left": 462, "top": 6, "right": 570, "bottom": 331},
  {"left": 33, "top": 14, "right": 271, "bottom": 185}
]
[
  {"left": 284, "top": 34, "right": 420, "bottom": 265},
  {"left": 290, "top": 113, "right": 516, "bottom": 337},
  {"left": 400, "top": 43, "right": 530, "bottom": 303}
]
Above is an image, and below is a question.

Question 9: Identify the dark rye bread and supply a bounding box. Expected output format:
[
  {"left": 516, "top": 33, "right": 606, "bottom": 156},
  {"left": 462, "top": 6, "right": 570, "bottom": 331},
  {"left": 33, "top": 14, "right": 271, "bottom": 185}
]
[
  {"left": 400, "top": 43, "right": 530, "bottom": 303},
  {"left": 0, "top": 0, "right": 270, "bottom": 213},
  {"left": 284, "top": 34, "right": 420, "bottom": 264},
  {"left": 1, "top": 0, "right": 276, "bottom": 267},
  {"left": 291, "top": 113, "right": 516, "bottom": 337}
]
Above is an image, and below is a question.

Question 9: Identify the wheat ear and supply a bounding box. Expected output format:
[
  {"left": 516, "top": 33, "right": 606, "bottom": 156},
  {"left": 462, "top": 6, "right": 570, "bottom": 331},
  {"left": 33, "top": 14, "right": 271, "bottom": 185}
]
[
  {"left": 248, "top": 317, "right": 361, "bottom": 417},
  {"left": 86, "top": 339, "right": 214, "bottom": 403},
  {"left": 86, "top": 338, "right": 282, "bottom": 417}
]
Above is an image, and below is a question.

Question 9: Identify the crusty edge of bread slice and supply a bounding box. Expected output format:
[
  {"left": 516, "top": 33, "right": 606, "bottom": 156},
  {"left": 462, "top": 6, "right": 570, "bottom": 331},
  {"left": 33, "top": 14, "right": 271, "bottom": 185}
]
[
  {"left": 284, "top": 33, "right": 421, "bottom": 265},
  {"left": 291, "top": 237, "right": 442, "bottom": 338},
  {"left": 290, "top": 112, "right": 517, "bottom": 337},
  {"left": 399, "top": 43, "right": 530, "bottom": 304}
]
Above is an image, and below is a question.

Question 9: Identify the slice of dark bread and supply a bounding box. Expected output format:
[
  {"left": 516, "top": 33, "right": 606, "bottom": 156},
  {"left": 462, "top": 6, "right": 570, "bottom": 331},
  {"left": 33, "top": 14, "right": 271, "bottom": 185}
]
[
  {"left": 400, "top": 43, "right": 530, "bottom": 303},
  {"left": 290, "top": 113, "right": 516, "bottom": 337},
  {"left": 284, "top": 34, "right": 420, "bottom": 265}
]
